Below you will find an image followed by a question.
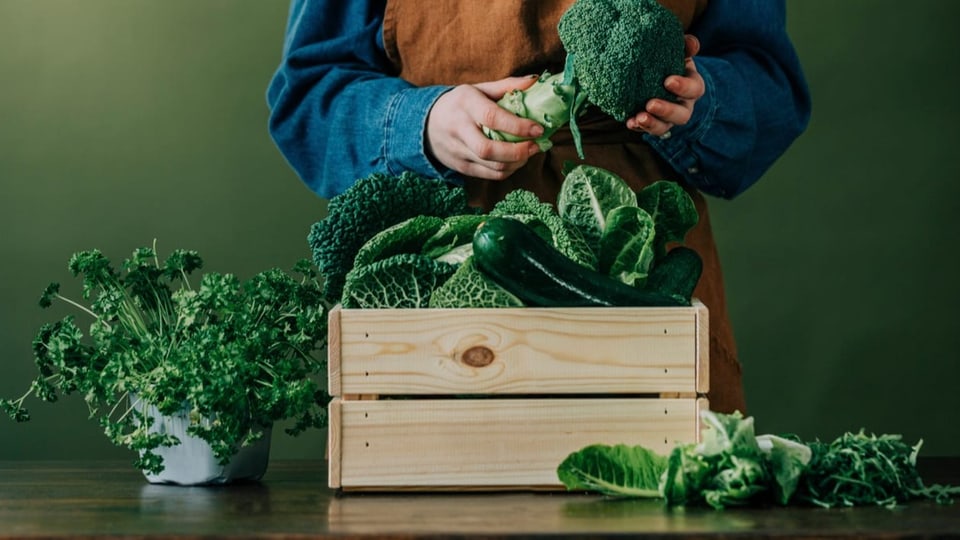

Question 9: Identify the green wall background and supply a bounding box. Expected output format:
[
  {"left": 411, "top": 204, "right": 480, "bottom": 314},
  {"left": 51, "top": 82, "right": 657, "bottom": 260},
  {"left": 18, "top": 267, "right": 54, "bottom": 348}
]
[{"left": 1, "top": 0, "right": 957, "bottom": 463}]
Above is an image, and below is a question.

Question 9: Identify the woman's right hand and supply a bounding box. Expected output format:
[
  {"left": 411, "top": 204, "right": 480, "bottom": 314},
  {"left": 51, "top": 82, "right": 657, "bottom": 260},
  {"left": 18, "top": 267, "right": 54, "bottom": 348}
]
[{"left": 426, "top": 77, "right": 544, "bottom": 180}]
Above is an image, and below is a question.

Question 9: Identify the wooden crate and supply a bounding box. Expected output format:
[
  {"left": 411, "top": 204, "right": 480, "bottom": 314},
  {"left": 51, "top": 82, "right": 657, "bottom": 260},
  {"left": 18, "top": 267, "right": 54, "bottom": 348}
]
[{"left": 327, "top": 301, "right": 709, "bottom": 491}]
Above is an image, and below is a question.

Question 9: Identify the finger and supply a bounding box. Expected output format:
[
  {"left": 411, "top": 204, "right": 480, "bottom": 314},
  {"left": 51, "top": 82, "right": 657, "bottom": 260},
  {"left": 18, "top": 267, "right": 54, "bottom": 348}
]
[
  {"left": 645, "top": 98, "right": 692, "bottom": 127},
  {"left": 664, "top": 63, "right": 704, "bottom": 101},
  {"left": 476, "top": 103, "right": 545, "bottom": 140},
  {"left": 626, "top": 111, "right": 673, "bottom": 137},
  {"left": 457, "top": 163, "right": 513, "bottom": 181},
  {"left": 465, "top": 84, "right": 543, "bottom": 139},
  {"left": 473, "top": 75, "right": 539, "bottom": 100},
  {"left": 452, "top": 128, "right": 538, "bottom": 180},
  {"left": 684, "top": 35, "right": 700, "bottom": 58},
  {"left": 463, "top": 126, "right": 540, "bottom": 164},
  {"left": 452, "top": 150, "right": 531, "bottom": 181}
]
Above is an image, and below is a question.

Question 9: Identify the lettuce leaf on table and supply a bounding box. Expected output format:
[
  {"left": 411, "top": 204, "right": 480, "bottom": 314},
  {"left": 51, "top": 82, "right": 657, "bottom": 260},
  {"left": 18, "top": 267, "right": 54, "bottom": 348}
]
[{"left": 557, "top": 444, "right": 667, "bottom": 498}]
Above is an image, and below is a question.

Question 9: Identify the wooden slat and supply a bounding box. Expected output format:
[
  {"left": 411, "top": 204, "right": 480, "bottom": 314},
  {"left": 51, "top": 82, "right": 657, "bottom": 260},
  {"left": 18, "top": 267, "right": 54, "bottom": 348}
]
[
  {"left": 327, "top": 305, "right": 342, "bottom": 397},
  {"left": 328, "top": 398, "right": 342, "bottom": 488},
  {"left": 694, "top": 299, "right": 710, "bottom": 394},
  {"left": 335, "top": 305, "right": 702, "bottom": 396},
  {"left": 333, "top": 397, "right": 699, "bottom": 489},
  {"left": 696, "top": 396, "right": 710, "bottom": 438}
]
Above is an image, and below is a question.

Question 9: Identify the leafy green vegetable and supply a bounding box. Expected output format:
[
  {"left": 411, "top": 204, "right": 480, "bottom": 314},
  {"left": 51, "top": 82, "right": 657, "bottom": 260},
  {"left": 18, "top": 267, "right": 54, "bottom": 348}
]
[
  {"left": 559, "top": 411, "right": 811, "bottom": 508},
  {"left": 635, "top": 180, "right": 699, "bottom": 257},
  {"left": 353, "top": 215, "right": 445, "bottom": 268},
  {"left": 340, "top": 253, "right": 457, "bottom": 309},
  {"left": 644, "top": 246, "right": 702, "bottom": 304},
  {"left": 346, "top": 214, "right": 490, "bottom": 309},
  {"left": 757, "top": 434, "right": 814, "bottom": 506},
  {"left": 557, "top": 444, "right": 667, "bottom": 497},
  {"left": 658, "top": 440, "right": 710, "bottom": 506},
  {"left": 491, "top": 188, "right": 597, "bottom": 269},
  {"left": 308, "top": 171, "right": 476, "bottom": 304},
  {"left": 427, "top": 258, "right": 524, "bottom": 309},
  {"left": 557, "top": 164, "right": 637, "bottom": 253},
  {"left": 795, "top": 431, "right": 960, "bottom": 508},
  {"left": 598, "top": 206, "right": 657, "bottom": 287},
  {"left": 421, "top": 214, "right": 488, "bottom": 264},
  {"left": 555, "top": 165, "right": 701, "bottom": 298},
  {"left": 1, "top": 245, "right": 328, "bottom": 475},
  {"left": 697, "top": 407, "right": 760, "bottom": 457},
  {"left": 659, "top": 411, "right": 787, "bottom": 509},
  {"left": 559, "top": 410, "right": 960, "bottom": 509},
  {"left": 316, "top": 165, "right": 703, "bottom": 310}
]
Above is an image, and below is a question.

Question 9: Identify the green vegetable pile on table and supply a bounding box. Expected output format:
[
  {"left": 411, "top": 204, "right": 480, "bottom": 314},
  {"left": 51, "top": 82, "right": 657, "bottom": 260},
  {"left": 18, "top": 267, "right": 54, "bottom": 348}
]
[
  {"left": 557, "top": 410, "right": 960, "bottom": 509},
  {"left": 308, "top": 163, "right": 702, "bottom": 310}
]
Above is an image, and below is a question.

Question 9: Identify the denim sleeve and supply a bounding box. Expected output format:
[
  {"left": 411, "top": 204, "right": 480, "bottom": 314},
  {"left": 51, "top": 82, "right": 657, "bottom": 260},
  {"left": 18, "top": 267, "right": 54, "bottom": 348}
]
[
  {"left": 644, "top": 0, "right": 812, "bottom": 199},
  {"left": 265, "top": 0, "right": 454, "bottom": 199}
]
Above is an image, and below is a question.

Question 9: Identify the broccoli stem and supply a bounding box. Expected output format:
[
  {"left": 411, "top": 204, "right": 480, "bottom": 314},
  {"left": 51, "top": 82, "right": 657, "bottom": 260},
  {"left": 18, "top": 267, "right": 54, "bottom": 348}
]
[{"left": 482, "top": 56, "right": 588, "bottom": 159}]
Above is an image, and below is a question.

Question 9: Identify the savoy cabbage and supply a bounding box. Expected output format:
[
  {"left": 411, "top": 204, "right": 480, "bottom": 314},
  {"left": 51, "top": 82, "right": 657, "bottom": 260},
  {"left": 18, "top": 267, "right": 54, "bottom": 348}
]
[{"left": 310, "top": 164, "right": 701, "bottom": 309}]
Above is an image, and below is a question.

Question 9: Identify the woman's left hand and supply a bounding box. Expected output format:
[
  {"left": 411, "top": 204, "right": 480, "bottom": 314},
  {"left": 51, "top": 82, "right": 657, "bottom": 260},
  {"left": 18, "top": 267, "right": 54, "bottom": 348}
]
[{"left": 626, "top": 35, "right": 704, "bottom": 137}]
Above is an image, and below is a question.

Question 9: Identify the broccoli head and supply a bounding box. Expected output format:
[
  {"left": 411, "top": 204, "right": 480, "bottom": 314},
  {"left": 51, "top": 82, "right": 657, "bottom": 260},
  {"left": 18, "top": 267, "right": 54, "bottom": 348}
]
[
  {"left": 307, "top": 171, "right": 476, "bottom": 303},
  {"left": 558, "top": 0, "right": 686, "bottom": 122}
]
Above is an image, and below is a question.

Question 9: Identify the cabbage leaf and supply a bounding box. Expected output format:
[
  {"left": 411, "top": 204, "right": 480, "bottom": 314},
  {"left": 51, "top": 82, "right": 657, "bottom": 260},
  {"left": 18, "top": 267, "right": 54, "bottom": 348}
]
[
  {"left": 557, "top": 164, "right": 637, "bottom": 252},
  {"left": 352, "top": 216, "right": 444, "bottom": 269},
  {"left": 428, "top": 258, "right": 524, "bottom": 309},
  {"left": 635, "top": 180, "right": 699, "bottom": 257},
  {"left": 340, "top": 254, "right": 456, "bottom": 309},
  {"left": 557, "top": 443, "right": 667, "bottom": 498},
  {"left": 559, "top": 411, "right": 815, "bottom": 509},
  {"left": 599, "top": 206, "right": 656, "bottom": 286}
]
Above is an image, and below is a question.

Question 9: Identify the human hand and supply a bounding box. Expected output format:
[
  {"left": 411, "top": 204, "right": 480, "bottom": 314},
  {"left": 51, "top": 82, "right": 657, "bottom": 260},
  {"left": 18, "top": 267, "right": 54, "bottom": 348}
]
[
  {"left": 626, "top": 35, "right": 705, "bottom": 138},
  {"left": 426, "top": 76, "right": 544, "bottom": 180}
]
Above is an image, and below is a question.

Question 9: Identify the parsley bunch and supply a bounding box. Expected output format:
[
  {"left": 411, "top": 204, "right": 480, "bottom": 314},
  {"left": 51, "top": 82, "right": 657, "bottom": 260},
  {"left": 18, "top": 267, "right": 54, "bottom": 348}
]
[{"left": 2, "top": 243, "right": 330, "bottom": 475}]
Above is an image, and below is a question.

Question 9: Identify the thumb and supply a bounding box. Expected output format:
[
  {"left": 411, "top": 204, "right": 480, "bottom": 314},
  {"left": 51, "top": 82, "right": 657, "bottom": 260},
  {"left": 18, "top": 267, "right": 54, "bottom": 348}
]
[{"left": 474, "top": 75, "right": 539, "bottom": 100}]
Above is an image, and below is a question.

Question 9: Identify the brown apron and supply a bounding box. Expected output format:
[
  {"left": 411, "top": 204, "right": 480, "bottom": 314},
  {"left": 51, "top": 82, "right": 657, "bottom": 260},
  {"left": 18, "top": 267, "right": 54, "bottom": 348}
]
[{"left": 383, "top": 0, "right": 745, "bottom": 415}]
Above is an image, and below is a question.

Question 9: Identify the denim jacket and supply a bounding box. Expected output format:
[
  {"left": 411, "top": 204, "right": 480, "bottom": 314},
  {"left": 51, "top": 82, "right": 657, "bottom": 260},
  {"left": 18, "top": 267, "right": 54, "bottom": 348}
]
[{"left": 266, "top": 0, "right": 811, "bottom": 200}]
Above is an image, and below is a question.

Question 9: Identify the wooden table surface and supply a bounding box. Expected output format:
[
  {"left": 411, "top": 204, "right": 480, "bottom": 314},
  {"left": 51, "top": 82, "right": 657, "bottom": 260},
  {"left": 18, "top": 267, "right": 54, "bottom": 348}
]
[{"left": 1, "top": 459, "right": 958, "bottom": 539}]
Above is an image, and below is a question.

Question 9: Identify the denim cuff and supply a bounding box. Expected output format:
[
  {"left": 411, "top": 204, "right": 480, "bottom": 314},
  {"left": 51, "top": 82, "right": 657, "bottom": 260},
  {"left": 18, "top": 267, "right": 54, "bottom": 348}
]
[
  {"left": 382, "top": 85, "right": 462, "bottom": 184},
  {"left": 643, "top": 60, "right": 725, "bottom": 198}
]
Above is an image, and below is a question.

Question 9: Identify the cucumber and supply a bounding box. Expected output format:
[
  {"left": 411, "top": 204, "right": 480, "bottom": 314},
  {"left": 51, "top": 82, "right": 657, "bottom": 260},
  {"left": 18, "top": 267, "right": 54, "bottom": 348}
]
[
  {"left": 645, "top": 246, "right": 703, "bottom": 304},
  {"left": 472, "top": 217, "right": 687, "bottom": 307}
]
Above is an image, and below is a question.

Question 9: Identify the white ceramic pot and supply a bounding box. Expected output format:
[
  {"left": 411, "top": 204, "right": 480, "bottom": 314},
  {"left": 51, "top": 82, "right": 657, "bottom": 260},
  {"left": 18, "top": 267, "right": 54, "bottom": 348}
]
[{"left": 133, "top": 397, "right": 272, "bottom": 486}]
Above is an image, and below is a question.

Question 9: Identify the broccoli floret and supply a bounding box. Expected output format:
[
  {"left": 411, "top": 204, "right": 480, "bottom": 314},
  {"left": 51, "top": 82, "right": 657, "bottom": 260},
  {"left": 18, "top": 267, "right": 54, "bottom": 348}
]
[
  {"left": 308, "top": 172, "right": 476, "bottom": 303},
  {"left": 482, "top": 0, "right": 685, "bottom": 158},
  {"left": 558, "top": 0, "right": 686, "bottom": 122}
]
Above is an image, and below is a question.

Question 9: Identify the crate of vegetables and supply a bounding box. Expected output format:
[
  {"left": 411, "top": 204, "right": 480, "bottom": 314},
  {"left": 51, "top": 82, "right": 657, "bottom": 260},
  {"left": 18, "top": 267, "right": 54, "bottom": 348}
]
[{"left": 312, "top": 166, "right": 709, "bottom": 490}]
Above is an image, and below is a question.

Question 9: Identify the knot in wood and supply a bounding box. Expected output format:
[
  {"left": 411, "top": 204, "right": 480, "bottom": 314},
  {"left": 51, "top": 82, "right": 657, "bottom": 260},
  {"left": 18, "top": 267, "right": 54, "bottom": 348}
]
[{"left": 460, "top": 346, "right": 495, "bottom": 367}]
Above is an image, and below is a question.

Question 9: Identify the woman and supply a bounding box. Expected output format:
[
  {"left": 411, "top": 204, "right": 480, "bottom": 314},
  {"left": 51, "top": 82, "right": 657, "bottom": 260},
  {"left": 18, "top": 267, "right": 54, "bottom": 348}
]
[{"left": 266, "top": 0, "right": 811, "bottom": 414}]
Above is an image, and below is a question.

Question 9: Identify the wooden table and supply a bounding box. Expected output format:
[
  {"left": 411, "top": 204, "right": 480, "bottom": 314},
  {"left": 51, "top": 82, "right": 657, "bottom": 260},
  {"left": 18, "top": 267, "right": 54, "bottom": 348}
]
[{"left": 1, "top": 459, "right": 958, "bottom": 538}]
